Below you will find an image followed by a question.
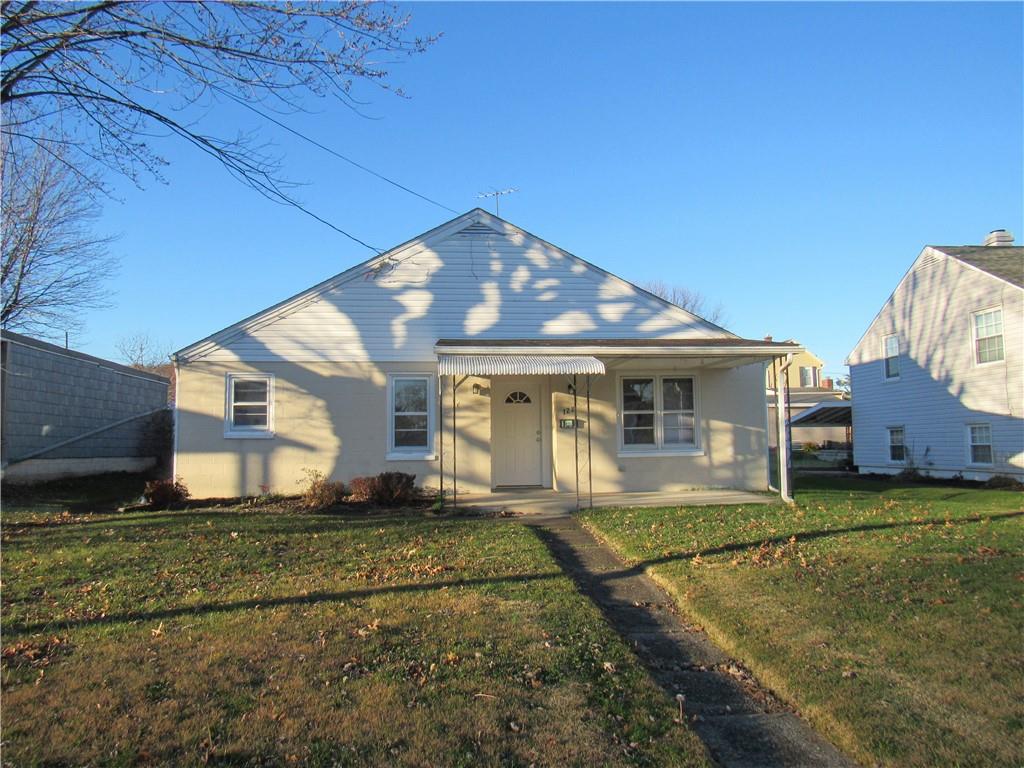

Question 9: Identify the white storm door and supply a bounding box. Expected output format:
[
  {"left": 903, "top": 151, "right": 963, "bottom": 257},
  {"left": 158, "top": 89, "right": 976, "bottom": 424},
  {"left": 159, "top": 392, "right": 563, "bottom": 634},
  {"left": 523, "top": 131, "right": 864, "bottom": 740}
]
[{"left": 492, "top": 378, "right": 543, "bottom": 487}]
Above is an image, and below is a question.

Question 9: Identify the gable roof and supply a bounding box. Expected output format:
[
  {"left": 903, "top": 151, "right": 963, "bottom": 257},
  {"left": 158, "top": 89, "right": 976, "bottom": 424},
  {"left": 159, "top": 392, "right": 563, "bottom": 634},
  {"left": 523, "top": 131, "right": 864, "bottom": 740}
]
[
  {"left": 175, "top": 209, "right": 736, "bottom": 363},
  {"left": 846, "top": 241, "right": 1023, "bottom": 364},
  {"left": 930, "top": 245, "right": 1023, "bottom": 289}
]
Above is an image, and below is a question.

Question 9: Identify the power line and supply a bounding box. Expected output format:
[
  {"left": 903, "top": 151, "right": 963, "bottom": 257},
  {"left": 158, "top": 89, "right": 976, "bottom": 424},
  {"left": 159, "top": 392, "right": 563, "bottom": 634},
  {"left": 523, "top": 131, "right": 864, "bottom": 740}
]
[{"left": 222, "top": 91, "right": 459, "bottom": 215}]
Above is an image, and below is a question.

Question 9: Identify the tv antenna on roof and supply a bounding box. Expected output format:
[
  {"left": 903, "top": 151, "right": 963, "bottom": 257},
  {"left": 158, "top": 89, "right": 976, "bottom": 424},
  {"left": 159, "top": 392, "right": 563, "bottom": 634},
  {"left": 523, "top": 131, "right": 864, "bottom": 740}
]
[{"left": 477, "top": 188, "right": 518, "bottom": 217}]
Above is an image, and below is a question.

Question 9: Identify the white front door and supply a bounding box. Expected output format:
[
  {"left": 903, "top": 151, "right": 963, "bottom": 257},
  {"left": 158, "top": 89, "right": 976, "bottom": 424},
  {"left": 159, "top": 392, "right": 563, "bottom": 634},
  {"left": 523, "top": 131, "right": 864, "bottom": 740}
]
[{"left": 492, "top": 377, "right": 544, "bottom": 487}]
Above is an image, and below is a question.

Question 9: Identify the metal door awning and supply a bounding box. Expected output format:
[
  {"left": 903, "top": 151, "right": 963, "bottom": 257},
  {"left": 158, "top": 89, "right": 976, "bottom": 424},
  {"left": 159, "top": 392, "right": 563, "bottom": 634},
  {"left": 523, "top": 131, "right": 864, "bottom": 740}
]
[{"left": 437, "top": 353, "right": 605, "bottom": 377}]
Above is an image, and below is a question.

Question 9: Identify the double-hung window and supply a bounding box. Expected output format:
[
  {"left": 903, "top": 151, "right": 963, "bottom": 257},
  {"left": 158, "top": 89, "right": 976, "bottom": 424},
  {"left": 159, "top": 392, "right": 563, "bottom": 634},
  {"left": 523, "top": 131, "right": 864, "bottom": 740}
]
[
  {"left": 887, "top": 427, "right": 905, "bottom": 463},
  {"left": 883, "top": 334, "right": 900, "bottom": 379},
  {"left": 620, "top": 376, "right": 697, "bottom": 453},
  {"left": 972, "top": 308, "right": 1004, "bottom": 364},
  {"left": 799, "top": 366, "right": 819, "bottom": 388},
  {"left": 387, "top": 375, "right": 435, "bottom": 459},
  {"left": 967, "top": 424, "right": 993, "bottom": 465},
  {"left": 225, "top": 374, "right": 274, "bottom": 437}
]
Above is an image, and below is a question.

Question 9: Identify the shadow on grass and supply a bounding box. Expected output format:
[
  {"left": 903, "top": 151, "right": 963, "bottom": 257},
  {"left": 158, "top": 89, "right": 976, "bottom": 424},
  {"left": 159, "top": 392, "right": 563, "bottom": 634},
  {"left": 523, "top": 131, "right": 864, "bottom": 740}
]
[
  {"left": 9, "top": 510, "right": 1020, "bottom": 638},
  {"left": 7, "top": 568, "right": 566, "bottom": 636}
]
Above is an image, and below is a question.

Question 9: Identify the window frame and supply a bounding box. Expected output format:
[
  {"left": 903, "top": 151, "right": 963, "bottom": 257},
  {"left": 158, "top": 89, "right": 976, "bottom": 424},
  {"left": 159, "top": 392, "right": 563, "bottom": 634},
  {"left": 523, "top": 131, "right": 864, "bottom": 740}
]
[
  {"left": 882, "top": 334, "right": 901, "bottom": 381},
  {"left": 386, "top": 373, "right": 436, "bottom": 461},
  {"left": 617, "top": 373, "right": 701, "bottom": 457},
  {"left": 224, "top": 373, "right": 275, "bottom": 439},
  {"left": 971, "top": 306, "right": 1005, "bottom": 367},
  {"left": 799, "top": 366, "right": 820, "bottom": 388},
  {"left": 966, "top": 423, "right": 994, "bottom": 466},
  {"left": 886, "top": 426, "right": 906, "bottom": 464}
]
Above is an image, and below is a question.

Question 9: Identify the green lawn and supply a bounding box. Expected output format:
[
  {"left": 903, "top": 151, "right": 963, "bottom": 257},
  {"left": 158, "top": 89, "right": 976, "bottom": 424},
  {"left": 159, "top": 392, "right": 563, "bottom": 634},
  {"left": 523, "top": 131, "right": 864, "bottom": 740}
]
[
  {"left": 581, "top": 476, "right": 1024, "bottom": 768},
  {"left": 1, "top": 477, "right": 709, "bottom": 768}
]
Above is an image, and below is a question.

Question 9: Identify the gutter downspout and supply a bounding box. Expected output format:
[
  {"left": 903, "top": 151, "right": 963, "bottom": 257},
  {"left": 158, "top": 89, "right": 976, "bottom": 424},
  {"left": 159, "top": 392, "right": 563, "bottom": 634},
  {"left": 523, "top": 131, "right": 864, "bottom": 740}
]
[{"left": 776, "top": 352, "right": 795, "bottom": 504}]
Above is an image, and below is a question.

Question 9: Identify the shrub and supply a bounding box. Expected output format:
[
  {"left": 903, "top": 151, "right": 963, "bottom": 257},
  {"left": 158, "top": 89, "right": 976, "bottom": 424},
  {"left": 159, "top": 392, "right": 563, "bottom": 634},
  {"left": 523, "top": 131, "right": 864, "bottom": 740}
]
[
  {"left": 299, "top": 468, "right": 346, "bottom": 511},
  {"left": 144, "top": 477, "right": 190, "bottom": 508},
  {"left": 347, "top": 472, "right": 418, "bottom": 506},
  {"left": 983, "top": 474, "right": 1024, "bottom": 491}
]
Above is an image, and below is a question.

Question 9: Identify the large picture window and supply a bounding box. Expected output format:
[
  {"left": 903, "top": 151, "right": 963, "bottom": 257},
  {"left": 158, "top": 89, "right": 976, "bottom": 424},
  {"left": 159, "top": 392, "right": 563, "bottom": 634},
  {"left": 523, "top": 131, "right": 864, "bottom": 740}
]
[
  {"left": 225, "top": 374, "right": 274, "bottom": 437},
  {"left": 620, "top": 376, "right": 697, "bottom": 453},
  {"left": 387, "top": 375, "right": 435, "bottom": 458},
  {"left": 973, "top": 308, "right": 1004, "bottom": 364}
]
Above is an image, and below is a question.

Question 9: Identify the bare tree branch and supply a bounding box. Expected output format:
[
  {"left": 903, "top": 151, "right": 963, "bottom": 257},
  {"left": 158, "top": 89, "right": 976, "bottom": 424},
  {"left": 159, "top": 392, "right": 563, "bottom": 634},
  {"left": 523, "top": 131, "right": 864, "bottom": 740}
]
[
  {"left": 1, "top": 136, "right": 118, "bottom": 338},
  {"left": 640, "top": 279, "right": 728, "bottom": 326},
  {"left": 116, "top": 331, "right": 171, "bottom": 370},
  {"left": 0, "top": 1, "right": 438, "bottom": 246}
]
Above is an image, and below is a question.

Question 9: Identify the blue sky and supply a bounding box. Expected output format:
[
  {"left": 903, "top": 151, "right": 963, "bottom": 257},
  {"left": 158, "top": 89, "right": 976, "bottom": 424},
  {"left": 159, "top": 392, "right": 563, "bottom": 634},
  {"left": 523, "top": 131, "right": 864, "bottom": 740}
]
[{"left": 81, "top": 1, "right": 1022, "bottom": 376}]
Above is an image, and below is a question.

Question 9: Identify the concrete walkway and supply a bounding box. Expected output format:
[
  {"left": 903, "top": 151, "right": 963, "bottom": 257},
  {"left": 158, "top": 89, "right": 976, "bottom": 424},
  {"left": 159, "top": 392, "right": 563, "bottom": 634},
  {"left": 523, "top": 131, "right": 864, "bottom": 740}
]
[
  {"left": 457, "top": 488, "right": 772, "bottom": 516},
  {"left": 529, "top": 517, "right": 857, "bottom": 768}
]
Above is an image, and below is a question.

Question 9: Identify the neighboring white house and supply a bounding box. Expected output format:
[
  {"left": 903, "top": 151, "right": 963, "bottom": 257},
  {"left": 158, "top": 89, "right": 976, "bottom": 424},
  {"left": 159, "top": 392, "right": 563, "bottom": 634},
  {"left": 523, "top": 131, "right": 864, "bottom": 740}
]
[
  {"left": 846, "top": 230, "right": 1023, "bottom": 480},
  {"left": 173, "top": 209, "right": 800, "bottom": 501}
]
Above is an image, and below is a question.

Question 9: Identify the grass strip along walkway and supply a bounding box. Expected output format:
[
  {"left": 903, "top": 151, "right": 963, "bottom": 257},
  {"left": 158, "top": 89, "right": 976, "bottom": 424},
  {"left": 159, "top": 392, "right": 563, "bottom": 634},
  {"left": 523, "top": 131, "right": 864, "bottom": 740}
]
[
  {"left": 529, "top": 517, "right": 856, "bottom": 768},
  {"left": 580, "top": 476, "right": 1024, "bottom": 768}
]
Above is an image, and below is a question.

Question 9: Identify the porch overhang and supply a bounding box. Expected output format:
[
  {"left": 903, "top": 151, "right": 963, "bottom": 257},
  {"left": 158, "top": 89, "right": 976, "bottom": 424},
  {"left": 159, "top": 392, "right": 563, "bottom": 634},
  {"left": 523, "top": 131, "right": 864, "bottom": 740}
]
[
  {"left": 435, "top": 338, "right": 801, "bottom": 370},
  {"left": 437, "top": 352, "right": 605, "bottom": 376}
]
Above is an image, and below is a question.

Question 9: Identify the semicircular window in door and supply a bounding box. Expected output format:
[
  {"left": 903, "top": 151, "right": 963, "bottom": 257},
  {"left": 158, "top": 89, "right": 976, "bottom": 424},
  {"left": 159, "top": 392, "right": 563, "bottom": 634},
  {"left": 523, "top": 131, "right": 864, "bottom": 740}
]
[{"left": 505, "top": 391, "right": 532, "bottom": 404}]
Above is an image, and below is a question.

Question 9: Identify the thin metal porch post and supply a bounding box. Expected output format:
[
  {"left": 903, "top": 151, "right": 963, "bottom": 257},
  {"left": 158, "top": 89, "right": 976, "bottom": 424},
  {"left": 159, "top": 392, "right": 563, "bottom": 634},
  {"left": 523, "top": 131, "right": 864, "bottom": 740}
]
[
  {"left": 452, "top": 375, "right": 458, "bottom": 511},
  {"left": 586, "top": 374, "right": 593, "bottom": 509},
  {"left": 438, "top": 375, "right": 444, "bottom": 508},
  {"left": 573, "top": 374, "right": 579, "bottom": 513}
]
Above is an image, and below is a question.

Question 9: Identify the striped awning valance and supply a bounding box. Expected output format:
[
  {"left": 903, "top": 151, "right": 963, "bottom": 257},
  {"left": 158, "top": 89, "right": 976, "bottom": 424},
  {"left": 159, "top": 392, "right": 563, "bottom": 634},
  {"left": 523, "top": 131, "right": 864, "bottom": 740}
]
[{"left": 437, "top": 354, "right": 605, "bottom": 377}]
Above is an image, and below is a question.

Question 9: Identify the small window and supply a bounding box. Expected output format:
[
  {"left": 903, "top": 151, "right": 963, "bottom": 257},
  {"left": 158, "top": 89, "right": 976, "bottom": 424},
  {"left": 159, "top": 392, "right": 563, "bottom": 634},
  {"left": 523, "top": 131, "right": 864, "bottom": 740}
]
[
  {"left": 387, "top": 376, "right": 428, "bottom": 450},
  {"left": 968, "top": 424, "right": 993, "bottom": 465},
  {"left": 505, "top": 391, "right": 531, "bottom": 404},
  {"left": 622, "top": 378, "right": 656, "bottom": 446},
  {"left": 661, "top": 377, "right": 695, "bottom": 446},
  {"left": 620, "top": 376, "right": 696, "bottom": 451},
  {"left": 799, "top": 366, "right": 818, "bottom": 388},
  {"left": 888, "top": 427, "right": 905, "bottom": 463},
  {"left": 883, "top": 335, "right": 900, "bottom": 379},
  {"left": 226, "top": 374, "right": 273, "bottom": 436},
  {"left": 973, "top": 308, "right": 1004, "bottom": 364}
]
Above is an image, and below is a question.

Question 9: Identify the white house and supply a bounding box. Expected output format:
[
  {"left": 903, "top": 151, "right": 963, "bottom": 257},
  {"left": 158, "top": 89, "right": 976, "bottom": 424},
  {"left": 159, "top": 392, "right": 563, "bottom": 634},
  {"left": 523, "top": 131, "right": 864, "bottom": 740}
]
[
  {"left": 173, "top": 210, "right": 800, "bottom": 502},
  {"left": 846, "top": 229, "right": 1023, "bottom": 480}
]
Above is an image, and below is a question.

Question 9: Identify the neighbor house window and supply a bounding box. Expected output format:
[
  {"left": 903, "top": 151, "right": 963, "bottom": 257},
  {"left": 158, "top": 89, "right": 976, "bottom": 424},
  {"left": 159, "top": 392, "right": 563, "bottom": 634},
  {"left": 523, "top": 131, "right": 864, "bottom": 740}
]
[
  {"left": 620, "top": 376, "right": 697, "bottom": 452},
  {"left": 225, "top": 374, "right": 273, "bottom": 437},
  {"left": 973, "top": 308, "right": 1004, "bottom": 364},
  {"left": 387, "top": 375, "right": 434, "bottom": 458},
  {"left": 799, "top": 366, "right": 819, "bottom": 388},
  {"left": 883, "top": 334, "right": 900, "bottom": 379},
  {"left": 887, "top": 427, "right": 905, "bottom": 463},
  {"left": 967, "top": 424, "right": 993, "bottom": 465}
]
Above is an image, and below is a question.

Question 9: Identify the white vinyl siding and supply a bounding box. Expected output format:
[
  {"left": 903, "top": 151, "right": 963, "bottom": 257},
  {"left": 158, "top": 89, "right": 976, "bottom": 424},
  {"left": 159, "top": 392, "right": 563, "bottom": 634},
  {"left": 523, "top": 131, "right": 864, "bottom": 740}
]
[
  {"left": 973, "top": 308, "right": 1004, "bottom": 364},
  {"left": 184, "top": 214, "right": 725, "bottom": 364},
  {"left": 849, "top": 247, "right": 1023, "bottom": 479},
  {"left": 619, "top": 375, "right": 697, "bottom": 454},
  {"left": 883, "top": 334, "right": 900, "bottom": 379},
  {"left": 225, "top": 374, "right": 274, "bottom": 438},
  {"left": 967, "top": 424, "right": 993, "bottom": 465},
  {"left": 387, "top": 374, "right": 435, "bottom": 460}
]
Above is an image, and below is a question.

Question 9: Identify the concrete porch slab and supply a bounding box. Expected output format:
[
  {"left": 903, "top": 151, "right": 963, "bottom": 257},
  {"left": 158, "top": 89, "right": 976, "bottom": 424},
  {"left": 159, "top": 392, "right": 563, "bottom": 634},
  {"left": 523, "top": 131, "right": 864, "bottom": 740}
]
[{"left": 455, "top": 488, "right": 774, "bottom": 516}]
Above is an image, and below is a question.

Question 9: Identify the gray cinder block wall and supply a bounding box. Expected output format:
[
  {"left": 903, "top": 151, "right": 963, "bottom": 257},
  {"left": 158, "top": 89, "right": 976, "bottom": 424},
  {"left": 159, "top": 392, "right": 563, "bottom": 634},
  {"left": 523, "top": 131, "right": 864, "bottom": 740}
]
[{"left": 1, "top": 331, "right": 170, "bottom": 482}]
